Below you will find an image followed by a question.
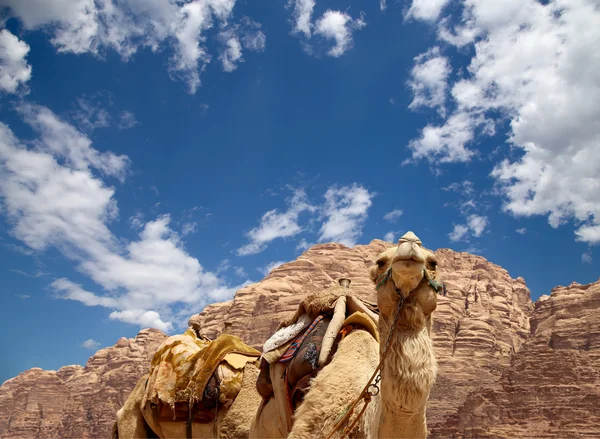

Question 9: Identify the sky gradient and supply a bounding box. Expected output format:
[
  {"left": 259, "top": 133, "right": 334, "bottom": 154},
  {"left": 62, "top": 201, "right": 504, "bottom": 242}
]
[{"left": 0, "top": 0, "right": 599, "bottom": 384}]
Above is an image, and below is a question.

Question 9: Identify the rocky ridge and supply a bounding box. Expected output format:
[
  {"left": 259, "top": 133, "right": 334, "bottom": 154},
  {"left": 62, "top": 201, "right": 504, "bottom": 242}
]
[
  {"left": 0, "top": 240, "right": 597, "bottom": 438},
  {"left": 435, "top": 278, "right": 600, "bottom": 438},
  {"left": 0, "top": 329, "right": 166, "bottom": 438}
]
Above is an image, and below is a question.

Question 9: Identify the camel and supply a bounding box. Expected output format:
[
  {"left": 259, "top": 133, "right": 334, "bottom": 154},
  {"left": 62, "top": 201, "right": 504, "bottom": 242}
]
[
  {"left": 272, "top": 231, "right": 441, "bottom": 438},
  {"left": 115, "top": 231, "right": 441, "bottom": 439},
  {"left": 113, "top": 331, "right": 266, "bottom": 439}
]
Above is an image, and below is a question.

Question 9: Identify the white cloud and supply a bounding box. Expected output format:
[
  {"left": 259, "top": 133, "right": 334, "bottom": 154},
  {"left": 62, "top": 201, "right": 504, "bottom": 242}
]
[
  {"left": 383, "top": 209, "right": 403, "bottom": 222},
  {"left": 258, "top": 260, "right": 286, "bottom": 276},
  {"left": 296, "top": 238, "right": 314, "bottom": 252},
  {"left": 1, "top": 0, "right": 264, "bottom": 93},
  {"left": 219, "top": 33, "right": 243, "bottom": 72},
  {"left": 406, "top": 0, "right": 451, "bottom": 21},
  {"left": 315, "top": 10, "right": 366, "bottom": 57},
  {"left": 82, "top": 339, "right": 101, "bottom": 349},
  {"left": 408, "top": 0, "right": 600, "bottom": 244},
  {"left": 109, "top": 309, "right": 173, "bottom": 332},
  {"left": 15, "top": 294, "right": 31, "bottom": 299},
  {"left": 237, "top": 189, "right": 316, "bottom": 256},
  {"left": 581, "top": 251, "right": 592, "bottom": 264},
  {"left": 0, "top": 103, "right": 243, "bottom": 331},
  {"left": 516, "top": 227, "right": 527, "bottom": 235},
  {"left": 118, "top": 111, "right": 139, "bottom": 130},
  {"left": 380, "top": 0, "right": 387, "bottom": 12},
  {"left": 240, "top": 17, "right": 267, "bottom": 52},
  {"left": 449, "top": 224, "right": 469, "bottom": 242},
  {"left": 181, "top": 222, "right": 199, "bottom": 236},
  {"left": 71, "top": 97, "right": 112, "bottom": 132},
  {"left": 318, "top": 184, "right": 374, "bottom": 246},
  {"left": 467, "top": 214, "right": 488, "bottom": 237},
  {"left": 129, "top": 212, "right": 144, "bottom": 230},
  {"left": 289, "top": 0, "right": 316, "bottom": 37},
  {"left": 408, "top": 47, "right": 451, "bottom": 116},
  {"left": 17, "top": 103, "right": 129, "bottom": 182},
  {"left": 0, "top": 29, "right": 32, "bottom": 94},
  {"left": 449, "top": 215, "right": 488, "bottom": 242},
  {"left": 233, "top": 266, "right": 247, "bottom": 277},
  {"left": 384, "top": 231, "right": 397, "bottom": 242}
]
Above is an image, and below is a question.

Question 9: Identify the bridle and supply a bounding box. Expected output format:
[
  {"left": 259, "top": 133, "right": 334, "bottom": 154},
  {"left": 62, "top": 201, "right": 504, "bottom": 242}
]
[
  {"left": 324, "top": 265, "right": 446, "bottom": 439},
  {"left": 375, "top": 266, "right": 447, "bottom": 296}
]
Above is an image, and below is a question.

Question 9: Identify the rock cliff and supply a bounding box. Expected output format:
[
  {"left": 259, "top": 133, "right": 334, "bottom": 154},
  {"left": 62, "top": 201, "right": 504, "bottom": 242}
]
[
  {"left": 0, "top": 240, "right": 597, "bottom": 438},
  {"left": 434, "top": 278, "right": 600, "bottom": 438},
  {"left": 0, "top": 329, "right": 166, "bottom": 438}
]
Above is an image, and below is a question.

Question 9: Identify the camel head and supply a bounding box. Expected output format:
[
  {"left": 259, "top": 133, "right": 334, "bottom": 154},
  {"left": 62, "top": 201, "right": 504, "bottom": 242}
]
[{"left": 370, "top": 231, "right": 441, "bottom": 329}]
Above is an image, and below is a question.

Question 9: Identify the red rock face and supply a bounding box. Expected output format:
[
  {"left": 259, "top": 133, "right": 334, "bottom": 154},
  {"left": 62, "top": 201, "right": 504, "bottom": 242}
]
[
  {"left": 0, "top": 241, "right": 597, "bottom": 438},
  {"left": 434, "top": 279, "right": 600, "bottom": 438},
  {"left": 0, "top": 329, "right": 166, "bottom": 439}
]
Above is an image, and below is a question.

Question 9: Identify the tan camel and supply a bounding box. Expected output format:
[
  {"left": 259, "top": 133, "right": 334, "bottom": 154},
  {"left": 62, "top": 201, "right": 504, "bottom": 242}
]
[
  {"left": 276, "top": 231, "right": 441, "bottom": 438},
  {"left": 115, "top": 231, "right": 440, "bottom": 439},
  {"left": 114, "top": 363, "right": 263, "bottom": 438}
]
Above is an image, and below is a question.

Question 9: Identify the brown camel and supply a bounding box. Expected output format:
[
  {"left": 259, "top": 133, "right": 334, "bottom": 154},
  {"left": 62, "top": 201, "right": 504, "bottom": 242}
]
[{"left": 271, "top": 231, "right": 441, "bottom": 438}]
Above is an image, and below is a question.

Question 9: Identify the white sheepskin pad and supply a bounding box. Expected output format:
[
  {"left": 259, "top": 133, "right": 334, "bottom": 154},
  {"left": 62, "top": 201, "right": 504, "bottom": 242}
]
[{"left": 262, "top": 314, "right": 312, "bottom": 354}]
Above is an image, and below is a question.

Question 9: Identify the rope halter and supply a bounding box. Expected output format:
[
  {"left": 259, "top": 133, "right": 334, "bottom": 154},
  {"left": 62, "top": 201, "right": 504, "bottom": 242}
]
[{"left": 375, "top": 267, "right": 447, "bottom": 296}]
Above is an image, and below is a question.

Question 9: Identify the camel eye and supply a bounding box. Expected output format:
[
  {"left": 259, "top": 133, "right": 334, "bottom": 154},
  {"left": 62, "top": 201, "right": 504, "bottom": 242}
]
[
  {"left": 376, "top": 258, "right": 387, "bottom": 268},
  {"left": 427, "top": 259, "right": 438, "bottom": 270}
]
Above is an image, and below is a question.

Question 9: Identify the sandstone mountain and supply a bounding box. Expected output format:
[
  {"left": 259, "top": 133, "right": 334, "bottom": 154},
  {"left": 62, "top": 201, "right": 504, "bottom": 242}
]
[{"left": 0, "top": 240, "right": 598, "bottom": 438}]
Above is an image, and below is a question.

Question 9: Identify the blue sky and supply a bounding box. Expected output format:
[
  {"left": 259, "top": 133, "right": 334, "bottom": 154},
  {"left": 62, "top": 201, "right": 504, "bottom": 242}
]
[{"left": 0, "top": 0, "right": 598, "bottom": 384}]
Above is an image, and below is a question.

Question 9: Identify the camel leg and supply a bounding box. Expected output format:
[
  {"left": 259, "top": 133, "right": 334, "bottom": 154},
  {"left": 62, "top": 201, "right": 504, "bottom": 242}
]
[
  {"left": 116, "top": 375, "right": 155, "bottom": 439},
  {"left": 219, "top": 363, "right": 263, "bottom": 438}
]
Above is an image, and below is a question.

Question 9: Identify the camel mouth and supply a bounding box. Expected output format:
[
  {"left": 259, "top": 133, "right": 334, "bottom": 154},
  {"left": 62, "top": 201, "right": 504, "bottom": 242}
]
[{"left": 391, "top": 254, "right": 425, "bottom": 265}]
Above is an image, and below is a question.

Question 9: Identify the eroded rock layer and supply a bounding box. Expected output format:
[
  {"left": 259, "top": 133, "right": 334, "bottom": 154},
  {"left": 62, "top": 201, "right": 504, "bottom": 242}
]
[
  {"left": 434, "top": 279, "right": 600, "bottom": 438},
  {"left": 0, "top": 329, "right": 166, "bottom": 438}
]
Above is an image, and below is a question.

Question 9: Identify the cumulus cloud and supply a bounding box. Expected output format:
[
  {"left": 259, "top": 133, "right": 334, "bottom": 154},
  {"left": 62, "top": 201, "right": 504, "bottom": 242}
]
[
  {"left": 118, "top": 111, "right": 139, "bottom": 130},
  {"left": 314, "top": 10, "right": 366, "bottom": 57},
  {"left": 237, "top": 189, "right": 316, "bottom": 256},
  {"left": 233, "top": 266, "right": 247, "bottom": 277},
  {"left": 258, "top": 260, "right": 286, "bottom": 276},
  {"left": 0, "top": 29, "right": 32, "bottom": 94},
  {"left": 408, "top": 0, "right": 600, "bottom": 244},
  {"left": 516, "top": 228, "right": 527, "bottom": 235},
  {"left": 71, "top": 97, "right": 112, "bottom": 132},
  {"left": 296, "top": 238, "right": 314, "bottom": 252},
  {"left": 217, "top": 18, "right": 265, "bottom": 72},
  {"left": 448, "top": 224, "right": 469, "bottom": 242},
  {"left": 384, "top": 231, "right": 398, "bottom": 242},
  {"left": 1, "top": 0, "right": 264, "bottom": 93},
  {"left": 82, "top": 339, "right": 101, "bottom": 349},
  {"left": 406, "top": 0, "right": 451, "bottom": 21},
  {"left": 383, "top": 209, "right": 403, "bottom": 222},
  {"left": 408, "top": 47, "right": 451, "bottom": 116},
  {"left": 286, "top": 1, "right": 365, "bottom": 57},
  {"left": 449, "top": 215, "right": 488, "bottom": 242},
  {"left": 181, "top": 222, "right": 199, "bottom": 236},
  {"left": 0, "top": 103, "right": 243, "bottom": 331},
  {"left": 288, "top": 0, "right": 315, "bottom": 37},
  {"left": 581, "top": 251, "right": 592, "bottom": 264},
  {"left": 318, "top": 184, "right": 374, "bottom": 246}
]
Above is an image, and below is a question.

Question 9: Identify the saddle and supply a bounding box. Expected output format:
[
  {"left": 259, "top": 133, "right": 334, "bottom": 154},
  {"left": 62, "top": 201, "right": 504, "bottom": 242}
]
[
  {"left": 143, "top": 329, "right": 260, "bottom": 423},
  {"left": 258, "top": 284, "right": 380, "bottom": 416}
]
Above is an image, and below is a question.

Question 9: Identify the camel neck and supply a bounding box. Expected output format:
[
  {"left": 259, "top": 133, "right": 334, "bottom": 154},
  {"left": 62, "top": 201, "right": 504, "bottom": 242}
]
[{"left": 376, "top": 324, "right": 437, "bottom": 438}]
